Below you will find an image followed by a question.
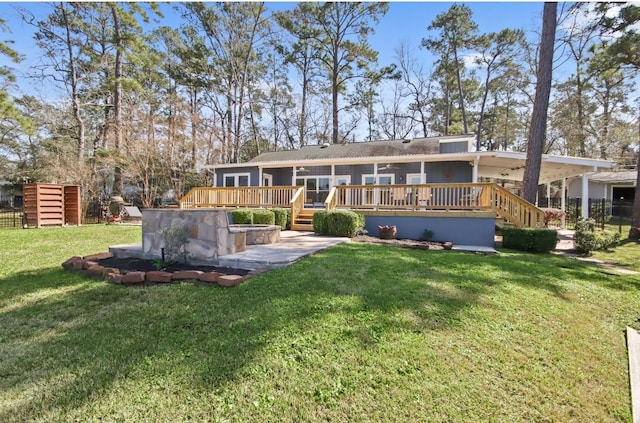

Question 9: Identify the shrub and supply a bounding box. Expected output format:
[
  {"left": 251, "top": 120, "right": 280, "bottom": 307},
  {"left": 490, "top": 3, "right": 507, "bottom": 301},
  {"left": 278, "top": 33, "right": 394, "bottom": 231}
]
[
  {"left": 230, "top": 209, "right": 253, "bottom": 224},
  {"left": 541, "top": 207, "right": 565, "bottom": 227},
  {"left": 253, "top": 209, "right": 275, "bottom": 225},
  {"left": 313, "top": 211, "right": 329, "bottom": 235},
  {"left": 326, "top": 210, "right": 365, "bottom": 237},
  {"left": 502, "top": 227, "right": 558, "bottom": 253},
  {"left": 313, "top": 210, "right": 364, "bottom": 237},
  {"left": 270, "top": 208, "right": 289, "bottom": 230},
  {"left": 574, "top": 218, "right": 621, "bottom": 254}
]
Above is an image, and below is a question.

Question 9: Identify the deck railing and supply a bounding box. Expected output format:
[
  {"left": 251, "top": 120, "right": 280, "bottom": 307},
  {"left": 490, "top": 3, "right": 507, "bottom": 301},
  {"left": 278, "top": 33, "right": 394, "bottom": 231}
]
[
  {"left": 179, "top": 186, "right": 298, "bottom": 209},
  {"left": 329, "top": 183, "right": 495, "bottom": 211},
  {"left": 289, "top": 187, "right": 305, "bottom": 226},
  {"left": 179, "top": 183, "right": 544, "bottom": 228},
  {"left": 328, "top": 183, "right": 544, "bottom": 227}
]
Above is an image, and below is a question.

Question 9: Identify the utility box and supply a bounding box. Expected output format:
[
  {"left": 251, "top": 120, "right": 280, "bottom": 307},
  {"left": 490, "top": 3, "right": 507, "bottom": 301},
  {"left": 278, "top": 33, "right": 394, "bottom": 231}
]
[{"left": 23, "top": 183, "right": 82, "bottom": 228}]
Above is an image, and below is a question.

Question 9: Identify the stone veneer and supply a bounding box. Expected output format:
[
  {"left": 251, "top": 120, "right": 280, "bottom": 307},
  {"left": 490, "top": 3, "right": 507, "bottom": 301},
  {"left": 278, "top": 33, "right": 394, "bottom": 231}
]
[{"left": 142, "top": 208, "right": 247, "bottom": 262}]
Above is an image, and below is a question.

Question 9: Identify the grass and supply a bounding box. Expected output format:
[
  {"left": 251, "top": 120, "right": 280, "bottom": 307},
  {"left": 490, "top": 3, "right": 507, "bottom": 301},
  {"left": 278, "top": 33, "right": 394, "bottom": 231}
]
[
  {"left": 0, "top": 225, "right": 639, "bottom": 421},
  {"left": 591, "top": 239, "right": 640, "bottom": 272}
]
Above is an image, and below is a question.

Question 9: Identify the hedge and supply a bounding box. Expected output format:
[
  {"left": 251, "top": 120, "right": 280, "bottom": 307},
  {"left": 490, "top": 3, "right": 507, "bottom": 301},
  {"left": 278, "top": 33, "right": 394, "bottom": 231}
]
[
  {"left": 502, "top": 227, "right": 558, "bottom": 253},
  {"left": 314, "top": 210, "right": 364, "bottom": 237},
  {"left": 253, "top": 209, "right": 276, "bottom": 225},
  {"left": 271, "top": 208, "right": 289, "bottom": 230},
  {"left": 230, "top": 209, "right": 253, "bottom": 224}
]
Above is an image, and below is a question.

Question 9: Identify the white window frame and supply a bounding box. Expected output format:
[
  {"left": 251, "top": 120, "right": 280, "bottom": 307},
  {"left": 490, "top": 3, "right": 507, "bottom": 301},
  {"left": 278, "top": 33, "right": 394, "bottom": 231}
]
[
  {"left": 406, "top": 173, "right": 424, "bottom": 185},
  {"left": 223, "top": 172, "right": 251, "bottom": 187},
  {"left": 333, "top": 175, "right": 351, "bottom": 187},
  {"left": 362, "top": 174, "right": 395, "bottom": 185}
]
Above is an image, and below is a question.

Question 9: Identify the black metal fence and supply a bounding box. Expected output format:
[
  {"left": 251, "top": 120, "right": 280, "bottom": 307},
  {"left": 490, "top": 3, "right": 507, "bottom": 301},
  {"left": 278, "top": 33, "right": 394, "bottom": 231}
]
[
  {"left": 0, "top": 209, "right": 25, "bottom": 228},
  {"left": 0, "top": 198, "right": 108, "bottom": 228},
  {"left": 539, "top": 197, "right": 633, "bottom": 230}
]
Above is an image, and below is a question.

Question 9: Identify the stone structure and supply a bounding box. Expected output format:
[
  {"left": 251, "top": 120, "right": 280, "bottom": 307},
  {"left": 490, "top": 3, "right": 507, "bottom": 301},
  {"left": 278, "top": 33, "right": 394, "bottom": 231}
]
[
  {"left": 229, "top": 224, "right": 281, "bottom": 245},
  {"left": 141, "top": 209, "right": 281, "bottom": 263},
  {"left": 142, "top": 209, "right": 247, "bottom": 262}
]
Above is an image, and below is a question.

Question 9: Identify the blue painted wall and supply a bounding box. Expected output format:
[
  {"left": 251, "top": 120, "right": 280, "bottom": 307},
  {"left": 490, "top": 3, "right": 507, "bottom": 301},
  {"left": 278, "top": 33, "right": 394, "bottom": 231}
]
[
  {"left": 362, "top": 214, "right": 495, "bottom": 247},
  {"left": 219, "top": 160, "right": 473, "bottom": 187}
]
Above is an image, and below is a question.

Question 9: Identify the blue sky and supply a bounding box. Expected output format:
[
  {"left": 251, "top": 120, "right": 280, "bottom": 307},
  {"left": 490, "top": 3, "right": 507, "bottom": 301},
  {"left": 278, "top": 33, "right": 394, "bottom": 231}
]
[{"left": 0, "top": 2, "right": 549, "bottom": 97}]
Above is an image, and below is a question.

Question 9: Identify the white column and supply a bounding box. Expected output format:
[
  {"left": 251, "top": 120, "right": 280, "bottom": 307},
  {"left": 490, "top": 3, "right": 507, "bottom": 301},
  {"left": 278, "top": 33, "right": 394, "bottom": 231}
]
[
  {"left": 581, "top": 173, "right": 589, "bottom": 219},
  {"left": 331, "top": 164, "right": 335, "bottom": 187},
  {"left": 561, "top": 178, "right": 566, "bottom": 229},
  {"left": 292, "top": 167, "right": 297, "bottom": 185},
  {"left": 258, "top": 167, "right": 263, "bottom": 187},
  {"left": 472, "top": 156, "right": 479, "bottom": 183},
  {"left": 420, "top": 161, "right": 425, "bottom": 183},
  {"left": 546, "top": 183, "right": 551, "bottom": 207}
]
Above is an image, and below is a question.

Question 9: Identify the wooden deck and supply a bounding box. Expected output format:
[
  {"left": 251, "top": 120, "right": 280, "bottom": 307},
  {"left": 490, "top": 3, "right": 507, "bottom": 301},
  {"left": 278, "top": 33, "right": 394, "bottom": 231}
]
[{"left": 180, "top": 183, "right": 545, "bottom": 229}]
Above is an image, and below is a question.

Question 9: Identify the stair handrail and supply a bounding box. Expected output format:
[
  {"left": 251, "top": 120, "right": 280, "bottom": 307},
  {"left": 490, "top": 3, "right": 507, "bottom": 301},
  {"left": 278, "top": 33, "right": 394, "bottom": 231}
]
[
  {"left": 289, "top": 186, "right": 305, "bottom": 227},
  {"left": 491, "top": 184, "right": 545, "bottom": 227},
  {"left": 324, "top": 187, "right": 337, "bottom": 210}
]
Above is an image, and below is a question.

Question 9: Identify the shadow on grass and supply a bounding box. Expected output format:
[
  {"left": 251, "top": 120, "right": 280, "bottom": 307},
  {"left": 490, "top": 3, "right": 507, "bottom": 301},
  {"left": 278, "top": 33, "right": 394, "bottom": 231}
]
[{"left": 0, "top": 242, "right": 636, "bottom": 419}]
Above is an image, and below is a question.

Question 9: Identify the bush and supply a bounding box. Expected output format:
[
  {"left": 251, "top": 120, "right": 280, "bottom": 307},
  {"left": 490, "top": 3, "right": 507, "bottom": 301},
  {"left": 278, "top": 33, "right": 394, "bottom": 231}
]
[
  {"left": 326, "top": 210, "right": 365, "bottom": 237},
  {"left": 541, "top": 207, "right": 565, "bottom": 227},
  {"left": 230, "top": 209, "right": 253, "bottom": 224},
  {"left": 502, "top": 227, "right": 558, "bottom": 253},
  {"left": 253, "top": 209, "right": 276, "bottom": 225},
  {"left": 270, "top": 208, "right": 289, "bottom": 230},
  {"left": 313, "top": 211, "right": 329, "bottom": 235},
  {"left": 573, "top": 218, "right": 621, "bottom": 254}
]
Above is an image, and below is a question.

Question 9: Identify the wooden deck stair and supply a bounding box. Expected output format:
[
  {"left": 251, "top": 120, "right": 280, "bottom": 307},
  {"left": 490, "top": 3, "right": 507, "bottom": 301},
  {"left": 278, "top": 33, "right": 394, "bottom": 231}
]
[{"left": 291, "top": 208, "right": 319, "bottom": 231}]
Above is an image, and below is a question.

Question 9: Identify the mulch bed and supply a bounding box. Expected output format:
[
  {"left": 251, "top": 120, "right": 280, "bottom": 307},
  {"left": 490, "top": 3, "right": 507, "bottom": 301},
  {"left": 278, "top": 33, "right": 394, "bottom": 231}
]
[
  {"left": 352, "top": 235, "right": 445, "bottom": 250},
  {"left": 98, "top": 257, "right": 249, "bottom": 276}
]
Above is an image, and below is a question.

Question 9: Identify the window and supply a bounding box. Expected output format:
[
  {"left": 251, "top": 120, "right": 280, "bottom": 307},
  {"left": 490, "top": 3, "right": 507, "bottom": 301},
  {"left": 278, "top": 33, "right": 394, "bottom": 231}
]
[
  {"left": 362, "top": 174, "right": 395, "bottom": 185},
  {"left": 296, "top": 176, "right": 331, "bottom": 203},
  {"left": 406, "top": 173, "right": 424, "bottom": 184},
  {"left": 223, "top": 173, "right": 250, "bottom": 187}
]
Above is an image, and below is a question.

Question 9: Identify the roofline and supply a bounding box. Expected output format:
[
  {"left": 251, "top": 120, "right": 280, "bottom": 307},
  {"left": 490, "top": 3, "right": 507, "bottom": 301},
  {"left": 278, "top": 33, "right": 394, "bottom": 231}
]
[{"left": 203, "top": 151, "right": 616, "bottom": 170}]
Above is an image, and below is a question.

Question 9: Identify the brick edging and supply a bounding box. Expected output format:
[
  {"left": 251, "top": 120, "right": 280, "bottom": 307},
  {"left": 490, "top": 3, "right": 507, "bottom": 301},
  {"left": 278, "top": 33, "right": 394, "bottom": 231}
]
[{"left": 62, "top": 253, "right": 267, "bottom": 287}]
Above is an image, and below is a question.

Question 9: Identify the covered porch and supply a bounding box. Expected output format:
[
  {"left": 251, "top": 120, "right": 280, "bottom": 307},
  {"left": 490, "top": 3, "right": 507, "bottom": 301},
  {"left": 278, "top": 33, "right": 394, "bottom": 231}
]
[{"left": 207, "top": 150, "right": 616, "bottom": 220}]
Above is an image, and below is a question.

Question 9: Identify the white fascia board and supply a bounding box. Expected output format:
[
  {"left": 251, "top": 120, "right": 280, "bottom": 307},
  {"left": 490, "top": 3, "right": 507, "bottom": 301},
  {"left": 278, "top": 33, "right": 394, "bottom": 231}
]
[
  {"left": 541, "top": 155, "right": 616, "bottom": 168},
  {"left": 202, "top": 152, "right": 480, "bottom": 170}
]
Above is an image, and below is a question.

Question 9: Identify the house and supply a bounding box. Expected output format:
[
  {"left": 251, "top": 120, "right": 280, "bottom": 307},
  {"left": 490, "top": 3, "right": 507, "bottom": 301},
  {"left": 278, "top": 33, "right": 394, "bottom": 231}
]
[
  {"left": 567, "top": 170, "right": 636, "bottom": 217},
  {"left": 567, "top": 171, "right": 636, "bottom": 202},
  {"left": 182, "top": 135, "right": 615, "bottom": 246}
]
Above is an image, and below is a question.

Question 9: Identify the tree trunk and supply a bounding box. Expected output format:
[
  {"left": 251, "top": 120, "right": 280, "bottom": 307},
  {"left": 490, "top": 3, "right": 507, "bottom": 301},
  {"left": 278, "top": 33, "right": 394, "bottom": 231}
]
[
  {"left": 476, "top": 68, "right": 492, "bottom": 151},
  {"left": 60, "top": 5, "right": 85, "bottom": 163},
  {"left": 522, "top": 2, "right": 556, "bottom": 205},
  {"left": 110, "top": 4, "right": 124, "bottom": 196},
  {"left": 332, "top": 52, "right": 339, "bottom": 143},
  {"left": 631, "top": 112, "right": 640, "bottom": 239},
  {"left": 452, "top": 40, "right": 468, "bottom": 134},
  {"left": 190, "top": 88, "right": 198, "bottom": 169}
]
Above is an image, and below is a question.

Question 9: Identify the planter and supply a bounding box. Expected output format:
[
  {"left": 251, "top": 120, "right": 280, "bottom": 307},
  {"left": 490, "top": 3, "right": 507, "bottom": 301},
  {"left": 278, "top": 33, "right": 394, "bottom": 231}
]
[{"left": 378, "top": 225, "right": 397, "bottom": 240}]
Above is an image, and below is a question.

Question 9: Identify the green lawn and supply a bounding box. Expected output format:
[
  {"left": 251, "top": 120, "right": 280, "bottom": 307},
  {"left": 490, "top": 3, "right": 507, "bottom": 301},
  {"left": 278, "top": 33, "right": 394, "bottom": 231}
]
[{"left": 0, "top": 225, "right": 638, "bottom": 421}]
